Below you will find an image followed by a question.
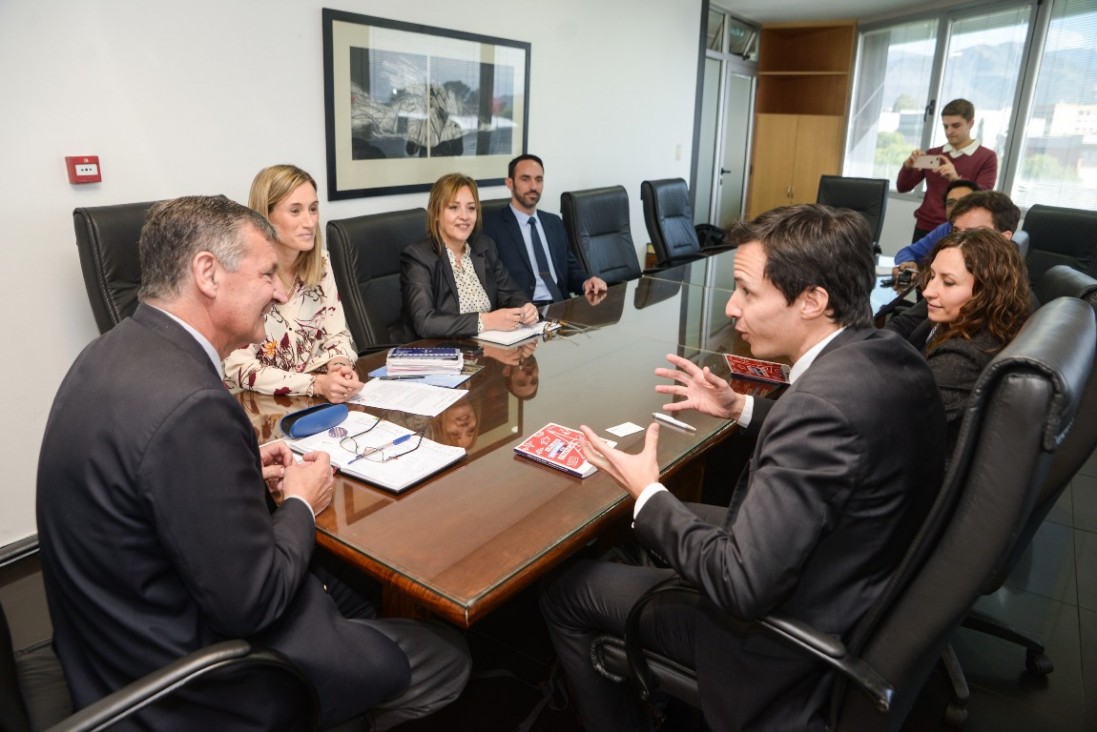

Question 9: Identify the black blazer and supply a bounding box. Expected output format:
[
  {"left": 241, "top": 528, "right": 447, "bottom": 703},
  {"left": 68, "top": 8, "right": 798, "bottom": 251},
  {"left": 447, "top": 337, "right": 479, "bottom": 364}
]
[
  {"left": 481, "top": 205, "right": 589, "bottom": 300},
  {"left": 886, "top": 299, "right": 1005, "bottom": 451},
  {"left": 634, "top": 327, "right": 946, "bottom": 730},
  {"left": 400, "top": 232, "right": 530, "bottom": 338},
  {"left": 37, "top": 304, "right": 410, "bottom": 728}
]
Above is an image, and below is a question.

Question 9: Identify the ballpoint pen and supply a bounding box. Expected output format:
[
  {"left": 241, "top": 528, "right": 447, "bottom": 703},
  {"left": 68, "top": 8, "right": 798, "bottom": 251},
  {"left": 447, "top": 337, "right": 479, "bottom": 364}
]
[
  {"left": 348, "top": 433, "right": 415, "bottom": 464},
  {"left": 379, "top": 375, "right": 427, "bottom": 380}
]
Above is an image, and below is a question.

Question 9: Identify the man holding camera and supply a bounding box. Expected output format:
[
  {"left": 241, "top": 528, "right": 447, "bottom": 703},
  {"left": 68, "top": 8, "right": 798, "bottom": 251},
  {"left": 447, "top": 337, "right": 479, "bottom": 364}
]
[{"left": 897, "top": 98, "right": 998, "bottom": 241}]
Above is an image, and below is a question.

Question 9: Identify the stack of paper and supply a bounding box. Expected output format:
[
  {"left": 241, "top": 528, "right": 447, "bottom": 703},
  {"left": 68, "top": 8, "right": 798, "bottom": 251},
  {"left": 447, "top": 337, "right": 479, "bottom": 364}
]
[{"left": 386, "top": 347, "right": 463, "bottom": 375}]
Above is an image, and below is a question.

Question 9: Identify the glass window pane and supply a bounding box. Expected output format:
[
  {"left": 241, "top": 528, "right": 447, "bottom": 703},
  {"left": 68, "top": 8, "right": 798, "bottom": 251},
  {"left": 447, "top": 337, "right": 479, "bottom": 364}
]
[
  {"left": 707, "top": 10, "right": 725, "bottom": 52},
  {"left": 1013, "top": 0, "right": 1097, "bottom": 209},
  {"left": 844, "top": 20, "right": 938, "bottom": 183},
  {"left": 933, "top": 5, "right": 1032, "bottom": 189}
]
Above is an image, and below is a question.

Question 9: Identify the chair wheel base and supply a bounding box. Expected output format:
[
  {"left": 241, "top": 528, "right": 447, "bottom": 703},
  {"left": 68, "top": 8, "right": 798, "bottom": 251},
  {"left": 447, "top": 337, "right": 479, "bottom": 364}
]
[
  {"left": 1025, "top": 651, "right": 1054, "bottom": 675},
  {"left": 945, "top": 702, "right": 968, "bottom": 728}
]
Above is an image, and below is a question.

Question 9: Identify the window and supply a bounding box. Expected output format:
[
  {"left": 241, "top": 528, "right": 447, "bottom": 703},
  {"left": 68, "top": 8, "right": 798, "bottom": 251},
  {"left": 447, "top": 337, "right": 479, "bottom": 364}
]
[
  {"left": 845, "top": 20, "right": 938, "bottom": 180},
  {"left": 845, "top": 3, "right": 1034, "bottom": 190},
  {"left": 1012, "top": 0, "right": 1097, "bottom": 209}
]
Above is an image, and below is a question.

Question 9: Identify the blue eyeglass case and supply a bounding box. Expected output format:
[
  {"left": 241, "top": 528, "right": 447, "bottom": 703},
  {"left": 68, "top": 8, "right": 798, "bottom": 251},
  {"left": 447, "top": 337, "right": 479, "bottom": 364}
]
[{"left": 279, "top": 403, "right": 350, "bottom": 439}]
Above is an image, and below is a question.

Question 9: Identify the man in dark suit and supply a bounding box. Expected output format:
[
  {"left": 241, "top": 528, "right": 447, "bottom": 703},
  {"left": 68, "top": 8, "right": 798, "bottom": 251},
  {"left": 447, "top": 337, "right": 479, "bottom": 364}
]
[
  {"left": 541, "top": 204, "right": 947, "bottom": 730},
  {"left": 481, "top": 154, "right": 607, "bottom": 305},
  {"left": 37, "top": 196, "right": 469, "bottom": 730}
]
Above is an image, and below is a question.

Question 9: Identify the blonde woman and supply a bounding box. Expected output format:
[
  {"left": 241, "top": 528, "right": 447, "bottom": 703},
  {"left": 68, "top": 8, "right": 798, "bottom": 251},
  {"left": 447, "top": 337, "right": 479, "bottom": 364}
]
[{"left": 224, "top": 164, "right": 362, "bottom": 402}]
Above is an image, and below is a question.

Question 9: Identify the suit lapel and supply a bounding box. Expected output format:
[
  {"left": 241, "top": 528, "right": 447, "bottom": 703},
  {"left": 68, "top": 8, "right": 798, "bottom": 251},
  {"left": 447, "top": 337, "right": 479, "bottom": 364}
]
[
  {"left": 439, "top": 250, "right": 460, "bottom": 303},
  {"left": 469, "top": 237, "right": 490, "bottom": 292},
  {"left": 722, "top": 327, "right": 875, "bottom": 528},
  {"left": 501, "top": 206, "right": 536, "bottom": 276}
]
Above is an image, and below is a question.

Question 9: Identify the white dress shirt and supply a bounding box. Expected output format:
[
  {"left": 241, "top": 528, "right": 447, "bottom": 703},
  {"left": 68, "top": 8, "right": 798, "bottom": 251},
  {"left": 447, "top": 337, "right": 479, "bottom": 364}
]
[{"left": 633, "top": 327, "right": 847, "bottom": 519}]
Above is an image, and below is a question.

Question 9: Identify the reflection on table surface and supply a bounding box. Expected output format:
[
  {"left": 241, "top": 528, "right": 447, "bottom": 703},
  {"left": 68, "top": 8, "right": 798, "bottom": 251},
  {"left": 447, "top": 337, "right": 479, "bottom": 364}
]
[
  {"left": 548, "top": 276, "right": 749, "bottom": 357},
  {"left": 237, "top": 324, "right": 741, "bottom": 627},
  {"left": 237, "top": 247, "right": 910, "bottom": 626}
]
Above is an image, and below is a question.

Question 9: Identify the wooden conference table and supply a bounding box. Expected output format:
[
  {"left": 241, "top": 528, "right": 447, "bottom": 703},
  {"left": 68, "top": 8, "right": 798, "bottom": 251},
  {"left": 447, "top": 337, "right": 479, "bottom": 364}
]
[
  {"left": 235, "top": 248, "right": 904, "bottom": 628},
  {"left": 236, "top": 274, "right": 745, "bottom": 628}
]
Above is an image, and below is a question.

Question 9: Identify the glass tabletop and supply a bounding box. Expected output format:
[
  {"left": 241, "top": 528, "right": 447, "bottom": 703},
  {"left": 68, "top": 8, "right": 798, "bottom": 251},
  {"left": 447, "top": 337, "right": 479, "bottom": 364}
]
[{"left": 237, "top": 326, "right": 738, "bottom": 626}]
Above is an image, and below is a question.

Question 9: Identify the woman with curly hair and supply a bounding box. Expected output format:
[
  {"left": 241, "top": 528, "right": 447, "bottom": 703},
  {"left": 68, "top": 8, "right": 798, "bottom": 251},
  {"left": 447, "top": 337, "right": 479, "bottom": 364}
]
[
  {"left": 223, "top": 164, "right": 363, "bottom": 402},
  {"left": 891, "top": 227, "right": 1031, "bottom": 451}
]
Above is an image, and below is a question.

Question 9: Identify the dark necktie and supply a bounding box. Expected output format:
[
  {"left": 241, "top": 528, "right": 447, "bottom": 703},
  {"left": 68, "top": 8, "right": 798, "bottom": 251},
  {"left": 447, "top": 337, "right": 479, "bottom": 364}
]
[{"left": 528, "top": 216, "right": 563, "bottom": 302}]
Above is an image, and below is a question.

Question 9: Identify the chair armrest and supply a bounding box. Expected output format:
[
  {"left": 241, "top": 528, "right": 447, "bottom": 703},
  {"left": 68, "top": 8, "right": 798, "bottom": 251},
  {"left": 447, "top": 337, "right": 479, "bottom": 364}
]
[
  {"left": 617, "top": 580, "right": 892, "bottom": 715},
  {"left": 753, "top": 615, "right": 892, "bottom": 713},
  {"left": 46, "top": 641, "right": 318, "bottom": 732}
]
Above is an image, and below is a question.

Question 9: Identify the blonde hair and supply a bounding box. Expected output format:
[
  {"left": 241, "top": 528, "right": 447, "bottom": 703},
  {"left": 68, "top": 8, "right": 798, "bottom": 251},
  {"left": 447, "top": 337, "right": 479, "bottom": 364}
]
[
  {"left": 248, "top": 164, "right": 324, "bottom": 287},
  {"left": 427, "top": 173, "right": 481, "bottom": 255}
]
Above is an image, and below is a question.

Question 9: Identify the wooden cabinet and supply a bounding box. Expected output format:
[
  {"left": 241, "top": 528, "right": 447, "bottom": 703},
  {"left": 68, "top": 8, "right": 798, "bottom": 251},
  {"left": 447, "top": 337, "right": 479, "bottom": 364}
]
[{"left": 746, "top": 21, "right": 855, "bottom": 218}]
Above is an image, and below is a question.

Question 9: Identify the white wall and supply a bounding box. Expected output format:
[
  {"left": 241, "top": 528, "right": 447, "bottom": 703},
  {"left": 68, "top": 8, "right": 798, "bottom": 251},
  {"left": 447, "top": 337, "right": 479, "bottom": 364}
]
[{"left": 0, "top": 0, "right": 703, "bottom": 545}]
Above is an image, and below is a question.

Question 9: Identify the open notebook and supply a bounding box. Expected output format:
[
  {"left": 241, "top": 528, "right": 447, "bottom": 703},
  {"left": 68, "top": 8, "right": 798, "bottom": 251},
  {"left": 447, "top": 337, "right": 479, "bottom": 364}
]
[{"left": 286, "top": 411, "right": 466, "bottom": 493}]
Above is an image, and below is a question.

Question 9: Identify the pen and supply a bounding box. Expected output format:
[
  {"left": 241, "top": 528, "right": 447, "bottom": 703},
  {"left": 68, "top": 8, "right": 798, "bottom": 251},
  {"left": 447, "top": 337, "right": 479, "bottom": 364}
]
[
  {"left": 348, "top": 433, "right": 414, "bottom": 464},
  {"left": 380, "top": 375, "right": 427, "bottom": 380},
  {"left": 652, "top": 412, "right": 697, "bottom": 432}
]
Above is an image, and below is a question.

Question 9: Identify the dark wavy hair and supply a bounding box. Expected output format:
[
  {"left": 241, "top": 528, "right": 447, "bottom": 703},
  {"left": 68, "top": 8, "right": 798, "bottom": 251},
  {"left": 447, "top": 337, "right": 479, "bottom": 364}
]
[{"left": 920, "top": 228, "right": 1030, "bottom": 352}]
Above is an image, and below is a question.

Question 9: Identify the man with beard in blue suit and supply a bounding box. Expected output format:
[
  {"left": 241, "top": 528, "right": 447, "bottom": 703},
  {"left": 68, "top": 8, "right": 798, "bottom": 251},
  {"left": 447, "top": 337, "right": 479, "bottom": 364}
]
[{"left": 482, "top": 154, "right": 607, "bottom": 305}]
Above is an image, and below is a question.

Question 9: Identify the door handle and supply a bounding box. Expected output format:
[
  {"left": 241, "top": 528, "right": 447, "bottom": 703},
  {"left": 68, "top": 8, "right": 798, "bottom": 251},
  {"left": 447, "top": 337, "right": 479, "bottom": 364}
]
[{"left": 720, "top": 168, "right": 732, "bottom": 175}]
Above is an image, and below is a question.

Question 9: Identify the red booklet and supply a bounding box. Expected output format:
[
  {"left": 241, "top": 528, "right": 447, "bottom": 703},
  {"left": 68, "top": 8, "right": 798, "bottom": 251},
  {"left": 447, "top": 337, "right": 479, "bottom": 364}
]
[
  {"left": 514, "top": 423, "right": 597, "bottom": 478},
  {"left": 724, "top": 354, "right": 790, "bottom": 384}
]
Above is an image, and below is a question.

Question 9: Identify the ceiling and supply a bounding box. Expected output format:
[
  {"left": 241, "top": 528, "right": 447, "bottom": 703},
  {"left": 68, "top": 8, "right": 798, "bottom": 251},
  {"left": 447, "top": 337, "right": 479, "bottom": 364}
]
[{"left": 725, "top": 0, "right": 972, "bottom": 24}]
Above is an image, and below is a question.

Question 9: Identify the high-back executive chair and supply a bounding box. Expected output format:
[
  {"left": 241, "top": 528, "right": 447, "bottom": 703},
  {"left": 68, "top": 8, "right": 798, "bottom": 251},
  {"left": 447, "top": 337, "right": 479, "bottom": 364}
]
[
  {"left": 479, "top": 197, "right": 511, "bottom": 224},
  {"left": 73, "top": 202, "right": 157, "bottom": 334},
  {"left": 815, "top": 176, "right": 889, "bottom": 256},
  {"left": 1022, "top": 204, "right": 1097, "bottom": 286},
  {"left": 560, "top": 186, "right": 642, "bottom": 285},
  {"left": 936, "top": 269, "right": 1097, "bottom": 721},
  {"left": 327, "top": 209, "right": 426, "bottom": 353},
  {"left": 1, "top": 599, "right": 320, "bottom": 731},
  {"left": 591, "top": 297, "right": 1096, "bottom": 731},
  {"left": 641, "top": 178, "right": 706, "bottom": 268}
]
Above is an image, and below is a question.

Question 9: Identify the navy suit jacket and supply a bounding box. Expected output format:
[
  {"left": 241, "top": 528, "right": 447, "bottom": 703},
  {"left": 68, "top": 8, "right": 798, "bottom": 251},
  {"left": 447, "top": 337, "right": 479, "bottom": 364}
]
[
  {"left": 37, "top": 304, "right": 410, "bottom": 728},
  {"left": 481, "top": 204, "right": 590, "bottom": 301},
  {"left": 634, "top": 327, "right": 946, "bottom": 730}
]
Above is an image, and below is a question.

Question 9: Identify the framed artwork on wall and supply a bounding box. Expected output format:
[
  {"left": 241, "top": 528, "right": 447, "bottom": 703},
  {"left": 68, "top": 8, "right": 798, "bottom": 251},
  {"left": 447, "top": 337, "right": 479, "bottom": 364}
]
[{"left": 322, "top": 9, "right": 531, "bottom": 200}]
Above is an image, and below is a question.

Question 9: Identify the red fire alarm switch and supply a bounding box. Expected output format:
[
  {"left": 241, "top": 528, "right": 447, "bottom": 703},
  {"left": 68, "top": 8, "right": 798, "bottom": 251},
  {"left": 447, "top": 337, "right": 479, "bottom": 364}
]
[{"left": 65, "top": 156, "right": 102, "bottom": 184}]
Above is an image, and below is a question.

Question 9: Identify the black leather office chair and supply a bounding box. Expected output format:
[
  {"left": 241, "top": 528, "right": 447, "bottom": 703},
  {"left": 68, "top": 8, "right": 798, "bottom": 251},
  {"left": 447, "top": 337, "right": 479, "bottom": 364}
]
[
  {"left": 1034, "top": 264, "right": 1097, "bottom": 306},
  {"left": 937, "top": 275, "right": 1097, "bottom": 721},
  {"left": 479, "top": 197, "right": 511, "bottom": 224},
  {"left": 1022, "top": 204, "right": 1097, "bottom": 286},
  {"left": 327, "top": 209, "right": 426, "bottom": 353},
  {"left": 641, "top": 178, "right": 705, "bottom": 267},
  {"left": 591, "top": 297, "right": 1095, "bottom": 730},
  {"left": 1, "top": 600, "right": 320, "bottom": 731},
  {"left": 815, "top": 176, "right": 889, "bottom": 255},
  {"left": 560, "top": 186, "right": 643, "bottom": 285},
  {"left": 73, "top": 202, "right": 157, "bottom": 334}
]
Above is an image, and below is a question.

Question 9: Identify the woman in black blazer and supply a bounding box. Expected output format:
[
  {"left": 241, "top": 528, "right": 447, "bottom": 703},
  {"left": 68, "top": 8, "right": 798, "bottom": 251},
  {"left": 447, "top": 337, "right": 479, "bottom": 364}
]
[
  {"left": 401, "top": 173, "right": 536, "bottom": 338},
  {"left": 891, "top": 227, "right": 1030, "bottom": 452}
]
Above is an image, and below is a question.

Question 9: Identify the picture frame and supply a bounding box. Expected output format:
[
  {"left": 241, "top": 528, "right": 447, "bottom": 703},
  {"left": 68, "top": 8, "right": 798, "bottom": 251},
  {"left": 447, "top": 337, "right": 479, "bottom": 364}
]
[{"left": 322, "top": 9, "right": 531, "bottom": 200}]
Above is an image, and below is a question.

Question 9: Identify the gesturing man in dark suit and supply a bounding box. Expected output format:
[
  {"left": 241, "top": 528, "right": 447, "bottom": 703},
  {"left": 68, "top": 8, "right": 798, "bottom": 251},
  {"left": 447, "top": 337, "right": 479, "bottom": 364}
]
[
  {"left": 541, "top": 204, "right": 947, "bottom": 731},
  {"left": 482, "top": 154, "right": 607, "bottom": 305},
  {"left": 37, "top": 196, "right": 469, "bottom": 730}
]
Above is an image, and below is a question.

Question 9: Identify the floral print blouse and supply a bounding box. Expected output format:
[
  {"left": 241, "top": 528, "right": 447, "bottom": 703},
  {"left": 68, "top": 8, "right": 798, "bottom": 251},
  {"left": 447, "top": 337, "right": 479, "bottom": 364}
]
[{"left": 223, "top": 254, "right": 356, "bottom": 396}]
